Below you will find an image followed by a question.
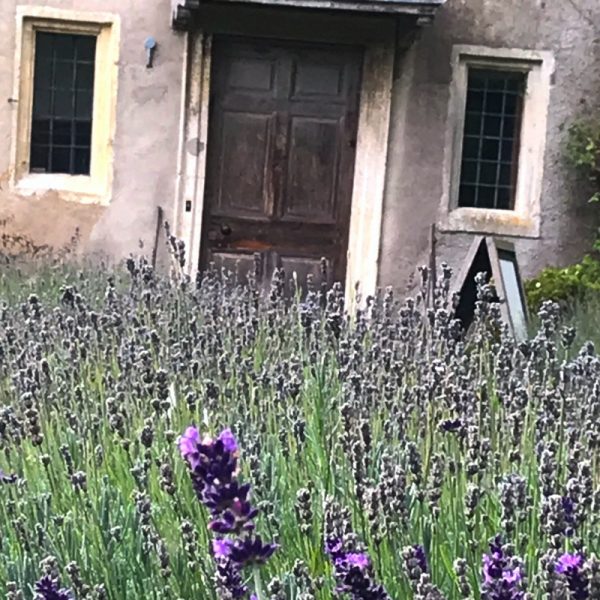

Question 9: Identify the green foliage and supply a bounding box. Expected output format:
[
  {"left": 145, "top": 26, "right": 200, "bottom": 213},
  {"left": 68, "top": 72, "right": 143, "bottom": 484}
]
[
  {"left": 565, "top": 118, "right": 600, "bottom": 203},
  {"left": 525, "top": 253, "right": 600, "bottom": 312},
  {"left": 528, "top": 116, "right": 600, "bottom": 318},
  {"left": 560, "top": 294, "right": 600, "bottom": 350}
]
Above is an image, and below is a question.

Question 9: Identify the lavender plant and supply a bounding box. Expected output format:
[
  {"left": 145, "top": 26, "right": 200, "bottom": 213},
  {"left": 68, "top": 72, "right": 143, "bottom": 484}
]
[
  {"left": 178, "top": 426, "right": 276, "bottom": 598},
  {"left": 0, "top": 246, "right": 598, "bottom": 599}
]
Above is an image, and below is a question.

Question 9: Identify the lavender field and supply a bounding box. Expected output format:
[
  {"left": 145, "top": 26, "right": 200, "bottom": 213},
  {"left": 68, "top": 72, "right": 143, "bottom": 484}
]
[{"left": 0, "top": 257, "right": 599, "bottom": 599}]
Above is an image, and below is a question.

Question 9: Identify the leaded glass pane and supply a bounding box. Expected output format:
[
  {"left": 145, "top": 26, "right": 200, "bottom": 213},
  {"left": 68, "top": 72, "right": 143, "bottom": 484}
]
[
  {"left": 458, "top": 68, "right": 526, "bottom": 210},
  {"left": 30, "top": 32, "right": 97, "bottom": 175}
]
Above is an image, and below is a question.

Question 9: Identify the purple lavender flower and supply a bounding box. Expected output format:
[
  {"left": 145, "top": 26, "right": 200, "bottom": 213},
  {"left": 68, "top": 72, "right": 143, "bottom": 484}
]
[
  {"left": 227, "top": 535, "right": 278, "bottom": 567},
  {"left": 344, "top": 553, "right": 371, "bottom": 570},
  {"left": 179, "top": 426, "right": 276, "bottom": 599},
  {"left": 413, "top": 544, "right": 428, "bottom": 573},
  {"left": 402, "top": 544, "right": 430, "bottom": 589},
  {"left": 218, "top": 428, "right": 238, "bottom": 453},
  {"left": 34, "top": 575, "right": 73, "bottom": 600},
  {"left": 214, "top": 557, "right": 249, "bottom": 599},
  {"left": 326, "top": 538, "right": 344, "bottom": 558},
  {"left": 212, "top": 536, "right": 276, "bottom": 567},
  {"left": 556, "top": 553, "right": 584, "bottom": 572},
  {"left": 561, "top": 496, "right": 576, "bottom": 536},
  {"left": 481, "top": 536, "right": 526, "bottom": 600},
  {"left": 213, "top": 538, "right": 234, "bottom": 559},
  {"left": 208, "top": 488, "right": 258, "bottom": 534},
  {"left": 179, "top": 427, "right": 251, "bottom": 533},
  {"left": 325, "top": 537, "right": 390, "bottom": 600},
  {"left": 556, "top": 552, "right": 589, "bottom": 599},
  {"left": 439, "top": 418, "right": 463, "bottom": 433},
  {"left": 178, "top": 426, "right": 202, "bottom": 470},
  {"left": 0, "top": 468, "right": 17, "bottom": 484}
]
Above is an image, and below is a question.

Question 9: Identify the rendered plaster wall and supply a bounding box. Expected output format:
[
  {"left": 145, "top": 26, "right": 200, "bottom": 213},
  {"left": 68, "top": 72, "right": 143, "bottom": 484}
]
[
  {"left": 379, "top": 0, "right": 600, "bottom": 292},
  {"left": 0, "top": 0, "right": 185, "bottom": 258},
  {"left": 3, "top": 0, "right": 599, "bottom": 288}
]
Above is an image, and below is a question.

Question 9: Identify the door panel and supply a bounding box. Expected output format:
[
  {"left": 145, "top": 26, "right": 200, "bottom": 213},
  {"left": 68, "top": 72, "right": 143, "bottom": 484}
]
[
  {"left": 208, "top": 250, "right": 263, "bottom": 285},
  {"left": 279, "top": 255, "right": 331, "bottom": 288},
  {"left": 291, "top": 61, "right": 344, "bottom": 99},
  {"left": 213, "top": 111, "right": 273, "bottom": 217},
  {"left": 227, "top": 57, "right": 276, "bottom": 93},
  {"left": 202, "top": 35, "right": 362, "bottom": 290},
  {"left": 284, "top": 116, "right": 340, "bottom": 222}
]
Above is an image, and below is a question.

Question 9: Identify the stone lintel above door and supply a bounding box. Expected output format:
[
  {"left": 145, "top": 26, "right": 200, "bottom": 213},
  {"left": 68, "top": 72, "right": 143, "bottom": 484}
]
[{"left": 171, "top": 0, "right": 447, "bottom": 30}]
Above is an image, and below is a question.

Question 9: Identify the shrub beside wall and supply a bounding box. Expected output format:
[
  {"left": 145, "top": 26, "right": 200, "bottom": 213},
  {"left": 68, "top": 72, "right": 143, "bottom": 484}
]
[
  {"left": 565, "top": 118, "right": 600, "bottom": 204},
  {"left": 526, "top": 252, "right": 600, "bottom": 312},
  {"left": 526, "top": 116, "right": 600, "bottom": 311}
]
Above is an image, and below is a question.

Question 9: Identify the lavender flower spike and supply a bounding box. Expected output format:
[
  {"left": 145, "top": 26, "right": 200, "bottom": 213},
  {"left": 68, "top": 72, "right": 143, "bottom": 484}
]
[
  {"left": 34, "top": 575, "right": 73, "bottom": 600},
  {"left": 218, "top": 428, "right": 239, "bottom": 453},
  {"left": 403, "top": 544, "right": 429, "bottom": 590},
  {"left": 0, "top": 468, "right": 18, "bottom": 484},
  {"left": 179, "top": 425, "right": 277, "bottom": 600},
  {"left": 556, "top": 552, "right": 589, "bottom": 599},
  {"left": 213, "top": 538, "right": 234, "bottom": 559},
  {"left": 325, "top": 537, "right": 390, "bottom": 600},
  {"left": 481, "top": 536, "right": 526, "bottom": 600},
  {"left": 178, "top": 426, "right": 202, "bottom": 470},
  {"left": 214, "top": 557, "right": 249, "bottom": 599},
  {"left": 413, "top": 545, "right": 428, "bottom": 574}
]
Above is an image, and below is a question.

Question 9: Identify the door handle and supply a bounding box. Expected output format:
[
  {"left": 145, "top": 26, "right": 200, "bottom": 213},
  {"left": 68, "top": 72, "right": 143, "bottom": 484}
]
[{"left": 220, "top": 223, "right": 232, "bottom": 236}]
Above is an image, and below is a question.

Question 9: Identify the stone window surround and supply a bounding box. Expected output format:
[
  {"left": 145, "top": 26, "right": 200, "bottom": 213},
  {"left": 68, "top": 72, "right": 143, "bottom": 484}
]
[
  {"left": 9, "top": 6, "right": 120, "bottom": 206},
  {"left": 173, "top": 16, "right": 404, "bottom": 303},
  {"left": 438, "top": 45, "right": 555, "bottom": 239}
]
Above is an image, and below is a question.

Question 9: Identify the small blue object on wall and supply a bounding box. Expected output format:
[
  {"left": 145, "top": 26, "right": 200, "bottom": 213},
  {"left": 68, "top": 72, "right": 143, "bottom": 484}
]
[{"left": 144, "top": 37, "right": 157, "bottom": 68}]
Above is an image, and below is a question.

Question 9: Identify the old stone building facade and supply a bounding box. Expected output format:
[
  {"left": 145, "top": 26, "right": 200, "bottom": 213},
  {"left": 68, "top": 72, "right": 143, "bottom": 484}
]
[{"left": 0, "top": 0, "right": 598, "bottom": 298}]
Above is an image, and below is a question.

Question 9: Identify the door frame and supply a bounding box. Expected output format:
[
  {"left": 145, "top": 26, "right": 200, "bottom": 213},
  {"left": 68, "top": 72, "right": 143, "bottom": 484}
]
[{"left": 173, "top": 8, "right": 399, "bottom": 304}]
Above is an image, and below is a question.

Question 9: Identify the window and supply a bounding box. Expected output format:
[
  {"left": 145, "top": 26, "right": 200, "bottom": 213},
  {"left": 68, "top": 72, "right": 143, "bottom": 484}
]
[
  {"left": 497, "top": 247, "right": 528, "bottom": 341},
  {"left": 459, "top": 69, "right": 525, "bottom": 211},
  {"left": 439, "top": 46, "right": 554, "bottom": 239},
  {"left": 10, "top": 7, "right": 120, "bottom": 205},
  {"left": 454, "top": 236, "right": 528, "bottom": 341},
  {"left": 30, "top": 32, "right": 97, "bottom": 175}
]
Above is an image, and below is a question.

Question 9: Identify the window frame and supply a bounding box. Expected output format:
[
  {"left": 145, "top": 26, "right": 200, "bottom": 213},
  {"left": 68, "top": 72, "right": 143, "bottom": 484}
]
[
  {"left": 453, "top": 235, "right": 529, "bottom": 341},
  {"left": 10, "top": 7, "right": 120, "bottom": 205},
  {"left": 439, "top": 45, "right": 555, "bottom": 238},
  {"left": 458, "top": 67, "right": 526, "bottom": 211},
  {"left": 30, "top": 31, "right": 98, "bottom": 176}
]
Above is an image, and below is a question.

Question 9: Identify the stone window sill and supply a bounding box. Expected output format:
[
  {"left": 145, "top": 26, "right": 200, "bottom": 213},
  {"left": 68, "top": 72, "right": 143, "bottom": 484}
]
[
  {"left": 438, "top": 207, "right": 540, "bottom": 239},
  {"left": 14, "top": 173, "right": 109, "bottom": 205}
]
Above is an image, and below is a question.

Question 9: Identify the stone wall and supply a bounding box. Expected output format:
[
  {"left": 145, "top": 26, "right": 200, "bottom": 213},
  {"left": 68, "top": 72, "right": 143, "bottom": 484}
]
[
  {"left": 379, "top": 0, "right": 600, "bottom": 292},
  {"left": 1, "top": 0, "right": 598, "bottom": 290},
  {"left": 0, "top": 0, "right": 185, "bottom": 258}
]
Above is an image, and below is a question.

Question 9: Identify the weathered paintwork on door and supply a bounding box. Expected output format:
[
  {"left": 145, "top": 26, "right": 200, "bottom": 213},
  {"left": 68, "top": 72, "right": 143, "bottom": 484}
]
[{"left": 202, "top": 36, "right": 362, "bottom": 288}]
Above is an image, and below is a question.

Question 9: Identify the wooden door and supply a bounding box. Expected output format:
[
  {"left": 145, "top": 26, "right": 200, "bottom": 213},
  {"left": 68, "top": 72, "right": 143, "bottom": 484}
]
[{"left": 201, "top": 35, "right": 362, "bottom": 289}]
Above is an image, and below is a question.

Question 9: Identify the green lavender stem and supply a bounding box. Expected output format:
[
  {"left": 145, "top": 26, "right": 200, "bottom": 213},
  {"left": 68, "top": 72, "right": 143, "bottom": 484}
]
[{"left": 253, "top": 568, "right": 266, "bottom": 600}]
